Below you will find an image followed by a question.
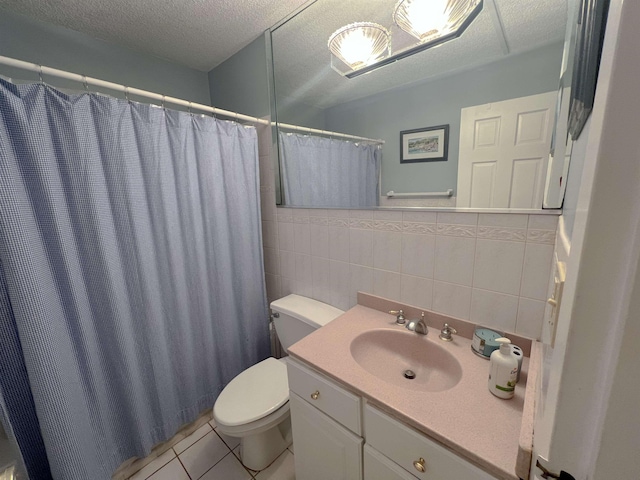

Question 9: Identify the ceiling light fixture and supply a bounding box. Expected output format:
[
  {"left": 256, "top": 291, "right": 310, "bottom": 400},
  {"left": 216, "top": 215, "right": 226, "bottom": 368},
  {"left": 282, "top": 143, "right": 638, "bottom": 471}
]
[
  {"left": 329, "top": 0, "right": 483, "bottom": 79},
  {"left": 328, "top": 22, "right": 391, "bottom": 71},
  {"left": 394, "top": 0, "right": 452, "bottom": 41}
]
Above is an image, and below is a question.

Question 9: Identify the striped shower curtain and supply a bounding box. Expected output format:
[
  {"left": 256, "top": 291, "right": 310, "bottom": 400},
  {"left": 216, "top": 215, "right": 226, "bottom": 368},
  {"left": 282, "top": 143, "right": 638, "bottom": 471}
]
[
  {"left": 279, "top": 131, "right": 381, "bottom": 207},
  {"left": 0, "top": 79, "right": 269, "bottom": 479}
]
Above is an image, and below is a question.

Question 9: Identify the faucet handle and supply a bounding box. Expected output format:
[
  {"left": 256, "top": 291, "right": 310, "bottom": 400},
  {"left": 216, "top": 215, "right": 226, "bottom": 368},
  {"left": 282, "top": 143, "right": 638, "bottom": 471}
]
[
  {"left": 389, "top": 310, "right": 406, "bottom": 325},
  {"left": 439, "top": 323, "right": 458, "bottom": 342}
]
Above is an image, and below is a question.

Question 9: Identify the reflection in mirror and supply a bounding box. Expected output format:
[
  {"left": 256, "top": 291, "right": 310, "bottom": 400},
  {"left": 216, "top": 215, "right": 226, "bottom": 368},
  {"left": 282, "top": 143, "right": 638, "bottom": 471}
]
[
  {"left": 279, "top": 133, "right": 382, "bottom": 207},
  {"left": 270, "top": 0, "right": 572, "bottom": 210}
]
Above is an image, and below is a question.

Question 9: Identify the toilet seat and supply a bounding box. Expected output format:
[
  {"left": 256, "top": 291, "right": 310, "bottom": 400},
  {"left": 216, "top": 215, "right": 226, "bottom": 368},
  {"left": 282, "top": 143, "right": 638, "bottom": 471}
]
[{"left": 214, "top": 357, "right": 288, "bottom": 427}]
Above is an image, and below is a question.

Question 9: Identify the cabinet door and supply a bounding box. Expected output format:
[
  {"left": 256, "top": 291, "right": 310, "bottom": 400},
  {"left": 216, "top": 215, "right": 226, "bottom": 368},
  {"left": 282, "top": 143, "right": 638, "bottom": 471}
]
[
  {"left": 364, "top": 445, "right": 418, "bottom": 480},
  {"left": 365, "top": 405, "right": 497, "bottom": 480},
  {"left": 290, "top": 392, "right": 363, "bottom": 480}
]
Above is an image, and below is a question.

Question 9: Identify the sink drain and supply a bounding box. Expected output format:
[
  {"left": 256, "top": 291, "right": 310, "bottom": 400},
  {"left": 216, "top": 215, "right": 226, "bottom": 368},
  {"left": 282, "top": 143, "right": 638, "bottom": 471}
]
[{"left": 404, "top": 370, "right": 416, "bottom": 379}]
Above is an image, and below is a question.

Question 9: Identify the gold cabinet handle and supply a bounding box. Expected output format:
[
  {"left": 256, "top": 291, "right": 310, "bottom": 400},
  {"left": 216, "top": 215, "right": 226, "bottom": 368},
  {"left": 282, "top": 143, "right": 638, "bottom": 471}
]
[
  {"left": 413, "top": 457, "right": 426, "bottom": 473},
  {"left": 310, "top": 390, "right": 320, "bottom": 400}
]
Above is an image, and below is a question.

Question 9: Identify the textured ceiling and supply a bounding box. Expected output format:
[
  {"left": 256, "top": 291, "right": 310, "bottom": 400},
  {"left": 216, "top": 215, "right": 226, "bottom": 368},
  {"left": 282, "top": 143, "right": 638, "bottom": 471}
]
[
  {"left": 0, "top": 0, "right": 310, "bottom": 71},
  {"left": 272, "top": 0, "right": 568, "bottom": 109},
  {"left": 0, "top": 0, "right": 568, "bottom": 107}
]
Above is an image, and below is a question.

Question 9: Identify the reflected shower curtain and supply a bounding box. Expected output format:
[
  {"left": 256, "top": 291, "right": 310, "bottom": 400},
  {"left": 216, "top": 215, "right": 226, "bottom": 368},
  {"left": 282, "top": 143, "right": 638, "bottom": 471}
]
[
  {"left": 0, "top": 79, "right": 269, "bottom": 479},
  {"left": 279, "top": 132, "right": 381, "bottom": 207}
]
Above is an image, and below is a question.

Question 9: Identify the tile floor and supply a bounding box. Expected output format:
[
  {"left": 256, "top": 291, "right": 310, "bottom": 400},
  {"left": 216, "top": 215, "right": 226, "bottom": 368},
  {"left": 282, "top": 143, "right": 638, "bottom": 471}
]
[{"left": 127, "top": 420, "right": 295, "bottom": 480}]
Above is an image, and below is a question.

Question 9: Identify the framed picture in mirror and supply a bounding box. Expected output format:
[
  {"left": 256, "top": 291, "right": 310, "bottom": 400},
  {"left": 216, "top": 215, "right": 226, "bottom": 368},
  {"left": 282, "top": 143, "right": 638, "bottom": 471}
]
[{"left": 400, "top": 125, "right": 449, "bottom": 164}]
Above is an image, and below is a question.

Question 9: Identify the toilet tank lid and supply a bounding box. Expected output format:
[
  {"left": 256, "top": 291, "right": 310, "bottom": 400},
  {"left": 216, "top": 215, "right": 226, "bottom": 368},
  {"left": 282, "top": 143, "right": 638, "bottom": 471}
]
[{"left": 270, "top": 294, "right": 344, "bottom": 328}]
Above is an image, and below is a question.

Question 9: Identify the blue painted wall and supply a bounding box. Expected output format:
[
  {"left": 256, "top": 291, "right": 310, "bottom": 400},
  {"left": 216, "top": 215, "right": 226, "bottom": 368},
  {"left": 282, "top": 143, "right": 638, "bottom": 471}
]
[
  {"left": 0, "top": 9, "right": 211, "bottom": 105},
  {"left": 324, "top": 43, "right": 564, "bottom": 195},
  {"left": 208, "top": 34, "right": 271, "bottom": 119}
]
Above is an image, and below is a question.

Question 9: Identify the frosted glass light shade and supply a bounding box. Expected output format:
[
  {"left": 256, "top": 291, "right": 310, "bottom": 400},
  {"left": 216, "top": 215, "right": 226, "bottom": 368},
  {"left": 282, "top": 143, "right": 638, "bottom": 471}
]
[
  {"left": 393, "top": 0, "right": 481, "bottom": 42},
  {"left": 328, "top": 22, "right": 390, "bottom": 70}
]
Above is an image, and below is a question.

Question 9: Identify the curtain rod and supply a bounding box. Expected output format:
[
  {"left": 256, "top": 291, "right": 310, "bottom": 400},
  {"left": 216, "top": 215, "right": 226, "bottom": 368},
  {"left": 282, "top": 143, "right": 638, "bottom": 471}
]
[
  {"left": 278, "top": 122, "right": 385, "bottom": 144},
  {"left": 0, "top": 55, "right": 270, "bottom": 125},
  {"left": 0, "top": 55, "right": 385, "bottom": 145}
]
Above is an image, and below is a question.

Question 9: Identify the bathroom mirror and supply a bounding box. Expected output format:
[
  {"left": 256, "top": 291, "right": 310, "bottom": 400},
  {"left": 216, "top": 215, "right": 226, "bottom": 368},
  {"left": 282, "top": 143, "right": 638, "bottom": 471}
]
[{"left": 270, "top": 0, "right": 573, "bottom": 210}]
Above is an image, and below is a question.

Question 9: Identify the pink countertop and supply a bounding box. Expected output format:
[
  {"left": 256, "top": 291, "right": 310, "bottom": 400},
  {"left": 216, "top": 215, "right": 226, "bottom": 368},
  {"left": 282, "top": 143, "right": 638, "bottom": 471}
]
[{"left": 288, "top": 304, "right": 536, "bottom": 480}]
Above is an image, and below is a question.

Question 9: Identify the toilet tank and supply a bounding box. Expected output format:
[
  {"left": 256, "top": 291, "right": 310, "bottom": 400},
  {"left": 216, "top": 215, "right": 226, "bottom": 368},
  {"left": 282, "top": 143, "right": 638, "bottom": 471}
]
[{"left": 270, "top": 294, "right": 344, "bottom": 351}]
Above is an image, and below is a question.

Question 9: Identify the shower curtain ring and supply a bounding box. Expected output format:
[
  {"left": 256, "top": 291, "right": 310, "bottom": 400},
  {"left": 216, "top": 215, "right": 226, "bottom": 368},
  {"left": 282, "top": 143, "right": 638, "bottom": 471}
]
[
  {"left": 125, "top": 86, "right": 130, "bottom": 102},
  {"left": 82, "top": 75, "right": 89, "bottom": 92},
  {"left": 188, "top": 101, "right": 193, "bottom": 116},
  {"left": 162, "top": 95, "right": 166, "bottom": 109},
  {"left": 38, "top": 65, "right": 44, "bottom": 84}
]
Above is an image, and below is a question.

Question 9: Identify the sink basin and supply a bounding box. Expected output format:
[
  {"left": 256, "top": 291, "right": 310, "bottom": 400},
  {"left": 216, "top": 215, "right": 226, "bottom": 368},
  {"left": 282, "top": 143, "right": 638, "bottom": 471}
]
[{"left": 350, "top": 328, "right": 463, "bottom": 392}]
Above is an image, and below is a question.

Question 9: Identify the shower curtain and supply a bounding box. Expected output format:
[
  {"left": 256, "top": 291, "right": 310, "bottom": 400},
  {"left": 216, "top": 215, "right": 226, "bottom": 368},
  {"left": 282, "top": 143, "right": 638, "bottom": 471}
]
[
  {"left": 279, "top": 132, "right": 381, "bottom": 207},
  {"left": 0, "top": 79, "right": 269, "bottom": 479}
]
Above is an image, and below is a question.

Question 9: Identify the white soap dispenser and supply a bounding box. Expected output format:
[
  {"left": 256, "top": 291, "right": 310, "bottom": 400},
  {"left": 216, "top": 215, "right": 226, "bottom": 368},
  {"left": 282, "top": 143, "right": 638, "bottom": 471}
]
[{"left": 488, "top": 337, "right": 518, "bottom": 399}]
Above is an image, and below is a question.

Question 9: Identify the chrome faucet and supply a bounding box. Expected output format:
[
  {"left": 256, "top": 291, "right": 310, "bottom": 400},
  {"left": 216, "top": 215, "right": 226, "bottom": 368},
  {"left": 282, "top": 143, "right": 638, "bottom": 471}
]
[{"left": 406, "top": 312, "right": 428, "bottom": 335}]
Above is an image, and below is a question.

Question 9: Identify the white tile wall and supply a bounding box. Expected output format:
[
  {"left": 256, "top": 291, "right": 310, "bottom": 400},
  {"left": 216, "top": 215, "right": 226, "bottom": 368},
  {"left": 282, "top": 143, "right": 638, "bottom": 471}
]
[
  {"left": 266, "top": 207, "right": 556, "bottom": 338},
  {"left": 470, "top": 289, "right": 520, "bottom": 332},
  {"left": 473, "top": 239, "right": 525, "bottom": 295},
  {"left": 373, "top": 230, "right": 402, "bottom": 272},
  {"left": 400, "top": 275, "right": 433, "bottom": 310},
  {"left": 256, "top": 124, "right": 558, "bottom": 339},
  {"left": 349, "top": 228, "right": 373, "bottom": 267},
  {"left": 432, "top": 281, "right": 472, "bottom": 320},
  {"left": 401, "top": 233, "right": 435, "bottom": 278},
  {"left": 434, "top": 236, "right": 475, "bottom": 286}
]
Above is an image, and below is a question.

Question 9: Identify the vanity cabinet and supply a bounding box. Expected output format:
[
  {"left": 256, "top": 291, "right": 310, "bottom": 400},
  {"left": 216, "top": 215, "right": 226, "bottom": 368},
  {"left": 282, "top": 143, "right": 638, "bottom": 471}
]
[
  {"left": 288, "top": 359, "right": 363, "bottom": 479},
  {"left": 288, "top": 358, "right": 499, "bottom": 480}
]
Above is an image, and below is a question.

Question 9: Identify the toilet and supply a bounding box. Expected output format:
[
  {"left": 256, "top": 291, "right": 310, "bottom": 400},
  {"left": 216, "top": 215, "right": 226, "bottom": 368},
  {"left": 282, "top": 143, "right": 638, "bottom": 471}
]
[{"left": 213, "top": 294, "right": 344, "bottom": 470}]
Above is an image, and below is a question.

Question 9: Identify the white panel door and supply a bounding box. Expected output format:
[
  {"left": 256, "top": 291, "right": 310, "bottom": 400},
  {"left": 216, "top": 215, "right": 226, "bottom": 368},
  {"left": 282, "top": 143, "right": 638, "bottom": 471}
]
[
  {"left": 290, "top": 392, "right": 363, "bottom": 480},
  {"left": 458, "top": 91, "right": 557, "bottom": 208}
]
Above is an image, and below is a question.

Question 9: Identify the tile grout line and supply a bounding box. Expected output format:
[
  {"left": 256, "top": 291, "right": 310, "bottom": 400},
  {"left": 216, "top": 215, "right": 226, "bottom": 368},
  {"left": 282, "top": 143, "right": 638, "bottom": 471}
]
[
  {"left": 170, "top": 423, "right": 216, "bottom": 479},
  {"left": 194, "top": 448, "right": 236, "bottom": 480},
  {"left": 515, "top": 216, "right": 533, "bottom": 334},
  {"left": 174, "top": 453, "right": 193, "bottom": 480},
  {"left": 174, "top": 422, "right": 214, "bottom": 456},
  {"left": 135, "top": 451, "right": 175, "bottom": 480},
  {"left": 225, "top": 443, "right": 260, "bottom": 480},
  {"left": 469, "top": 214, "right": 480, "bottom": 323}
]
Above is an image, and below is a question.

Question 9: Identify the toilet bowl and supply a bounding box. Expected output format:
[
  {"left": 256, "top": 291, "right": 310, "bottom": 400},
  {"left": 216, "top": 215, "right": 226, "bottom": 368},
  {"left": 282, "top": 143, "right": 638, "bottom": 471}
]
[{"left": 212, "top": 294, "right": 344, "bottom": 471}]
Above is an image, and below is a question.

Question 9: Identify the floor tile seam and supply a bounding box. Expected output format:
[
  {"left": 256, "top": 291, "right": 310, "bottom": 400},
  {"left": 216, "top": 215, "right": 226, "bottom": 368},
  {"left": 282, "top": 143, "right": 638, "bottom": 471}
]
[
  {"left": 175, "top": 454, "right": 194, "bottom": 480},
  {"left": 174, "top": 425, "right": 217, "bottom": 457},
  {"left": 254, "top": 447, "right": 293, "bottom": 479},
  {"left": 132, "top": 451, "right": 175, "bottom": 480},
  {"left": 212, "top": 428, "right": 239, "bottom": 451},
  {"left": 229, "top": 447, "right": 260, "bottom": 478},
  {"left": 194, "top": 449, "right": 248, "bottom": 480},
  {"left": 173, "top": 422, "right": 215, "bottom": 456},
  {"left": 176, "top": 429, "right": 231, "bottom": 479}
]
